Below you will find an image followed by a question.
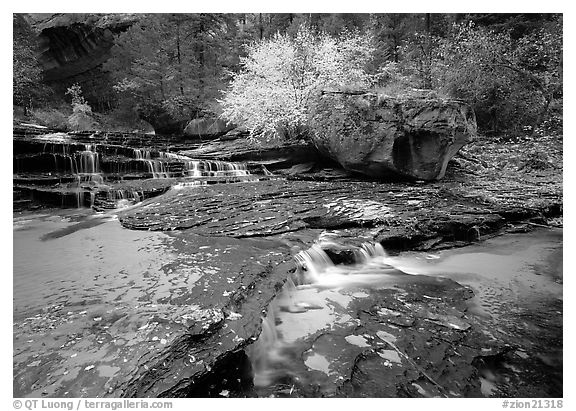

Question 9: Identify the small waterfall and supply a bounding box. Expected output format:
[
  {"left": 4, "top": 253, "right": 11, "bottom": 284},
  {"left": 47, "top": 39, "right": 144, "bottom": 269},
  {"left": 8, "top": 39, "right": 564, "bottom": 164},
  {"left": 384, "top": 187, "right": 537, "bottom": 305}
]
[
  {"left": 183, "top": 160, "right": 250, "bottom": 178},
  {"left": 106, "top": 189, "right": 142, "bottom": 208},
  {"left": 160, "top": 152, "right": 190, "bottom": 160},
  {"left": 294, "top": 244, "right": 335, "bottom": 285},
  {"left": 72, "top": 144, "right": 103, "bottom": 184},
  {"left": 133, "top": 148, "right": 151, "bottom": 160},
  {"left": 132, "top": 149, "right": 178, "bottom": 178},
  {"left": 292, "top": 237, "right": 411, "bottom": 290},
  {"left": 355, "top": 242, "right": 387, "bottom": 263},
  {"left": 143, "top": 159, "right": 169, "bottom": 179},
  {"left": 173, "top": 181, "right": 208, "bottom": 189},
  {"left": 107, "top": 189, "right": 141, "bottom": 202},
  {"left": 249, "top": 236, "right": 421, "bottom": 390},
  {"left": 247, "top": 301, "right": 295, "bottom": 389}
]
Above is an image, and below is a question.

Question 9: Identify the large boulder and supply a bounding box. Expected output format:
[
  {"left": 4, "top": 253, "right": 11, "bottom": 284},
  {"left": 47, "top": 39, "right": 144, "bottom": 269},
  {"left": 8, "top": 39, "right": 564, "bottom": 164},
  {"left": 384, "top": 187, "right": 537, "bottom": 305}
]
[
  {"left": 308, "top": 91, "right": 477, "bottom": 181},
  {"left": 183, "top": 117, "right": 235, "bottom": 139}
]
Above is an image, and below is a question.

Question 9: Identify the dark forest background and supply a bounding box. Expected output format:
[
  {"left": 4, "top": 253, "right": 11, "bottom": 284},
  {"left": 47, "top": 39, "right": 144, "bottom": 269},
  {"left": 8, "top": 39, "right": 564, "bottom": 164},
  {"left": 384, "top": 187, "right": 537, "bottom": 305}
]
[{"left": 13, "top": 13, "right": 562, "bottom": 137}]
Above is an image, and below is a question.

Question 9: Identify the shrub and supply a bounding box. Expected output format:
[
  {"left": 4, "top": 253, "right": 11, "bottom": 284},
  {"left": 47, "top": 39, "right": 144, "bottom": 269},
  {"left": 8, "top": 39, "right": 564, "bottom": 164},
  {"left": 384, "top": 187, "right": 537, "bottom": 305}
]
[
  {"left": 376, "top": 19, "right": 562, "bottom": 134},
  {"left": 30, "top": 108, "right": 69, "bottom": 130},
  {"left": 219, "top": 26, "right": 375, "bottom": 142},
  {"left": 65, "top": 84, "right": 98, "bottom": 131}
]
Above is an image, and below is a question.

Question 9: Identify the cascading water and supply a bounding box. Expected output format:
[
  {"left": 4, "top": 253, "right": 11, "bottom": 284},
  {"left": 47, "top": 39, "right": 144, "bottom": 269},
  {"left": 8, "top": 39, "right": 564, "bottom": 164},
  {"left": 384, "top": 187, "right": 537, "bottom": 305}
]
[
  {"left": 74, "top": 145, "right": 103, "bottom": 184},
  {"left": 131, "top": 148, "right": 251, "bottom": 179},
  {"left": 15, "top": 134, "right": 260, "bottom": 210},
  {"left": 184, "top": 159, "right": 250, "bottom": 178},
  {"left": 248, "top": 236, "right": 413, "bottom": 392},
  {"left": 246, "top": 229, "right": 563, "bottom": 397}
]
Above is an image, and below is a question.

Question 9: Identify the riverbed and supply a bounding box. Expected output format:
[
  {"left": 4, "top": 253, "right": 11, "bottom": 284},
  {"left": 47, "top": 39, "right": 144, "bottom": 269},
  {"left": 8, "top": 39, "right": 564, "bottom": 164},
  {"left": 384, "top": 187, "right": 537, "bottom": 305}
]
[{"left": 13, "top": 207, "right": 562, "bottom": 397}]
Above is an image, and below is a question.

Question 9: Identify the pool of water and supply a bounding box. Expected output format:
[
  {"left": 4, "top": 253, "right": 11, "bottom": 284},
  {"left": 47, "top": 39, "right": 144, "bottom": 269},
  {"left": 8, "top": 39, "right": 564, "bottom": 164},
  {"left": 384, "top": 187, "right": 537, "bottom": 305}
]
[{"left": 12, "top": 208, "right": 290, "bottom": 397}]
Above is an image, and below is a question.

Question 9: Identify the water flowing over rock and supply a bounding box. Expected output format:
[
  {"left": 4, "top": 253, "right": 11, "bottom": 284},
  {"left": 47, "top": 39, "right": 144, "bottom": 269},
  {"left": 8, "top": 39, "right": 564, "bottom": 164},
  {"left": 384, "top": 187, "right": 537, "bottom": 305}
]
[
  {"left": 178, "top": 136, "right": 325, "bottom": 173},
  {"left": 308, "top": 91, "right": 477, "bottom": 181},
  {"left": 13, "top": 130, "right": 261, "bottom": 210}
]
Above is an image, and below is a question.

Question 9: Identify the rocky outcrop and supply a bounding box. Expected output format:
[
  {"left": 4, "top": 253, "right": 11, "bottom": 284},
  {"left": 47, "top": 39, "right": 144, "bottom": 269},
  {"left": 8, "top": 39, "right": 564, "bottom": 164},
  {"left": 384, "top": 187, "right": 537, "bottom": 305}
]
[
  {"left": 178, "top": 136, "right": 325, "bottom": 172},
  {"left": 308, "top": 91, "right": 477, "bottom": 181},
  {"left": 25, "top": 14, "right": 139, "bottom": 111}
]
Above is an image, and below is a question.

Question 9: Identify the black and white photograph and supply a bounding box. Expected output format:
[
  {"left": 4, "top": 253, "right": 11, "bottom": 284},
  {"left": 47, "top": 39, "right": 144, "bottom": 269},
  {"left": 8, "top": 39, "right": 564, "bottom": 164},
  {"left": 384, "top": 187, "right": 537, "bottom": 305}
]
[{"left": 11, "top": 6, "right": 566, "bottom": 406}]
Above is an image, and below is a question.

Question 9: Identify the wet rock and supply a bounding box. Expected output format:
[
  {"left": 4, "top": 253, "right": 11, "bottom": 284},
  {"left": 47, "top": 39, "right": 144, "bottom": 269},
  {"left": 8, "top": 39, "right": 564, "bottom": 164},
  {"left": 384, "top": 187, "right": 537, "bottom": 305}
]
[
  {"left": 119, "top": 177, "right": 561, "bottom": 251},
  {"left": 308, "top": 91, "right": 477, "bottom": 181},
  {"left": 178, "top": 137, "right": 324, "bottom": 172},
  {"left": 120, "top": 256, "right": 294, "bottom": 398}
]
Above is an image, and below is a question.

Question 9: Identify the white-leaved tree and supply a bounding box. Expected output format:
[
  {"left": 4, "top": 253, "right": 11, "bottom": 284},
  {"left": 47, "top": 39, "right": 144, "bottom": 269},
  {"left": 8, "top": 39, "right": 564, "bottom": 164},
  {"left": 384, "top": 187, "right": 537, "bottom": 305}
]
[{"left": 219, "top": 26, "right": 375, "bottom": 142}]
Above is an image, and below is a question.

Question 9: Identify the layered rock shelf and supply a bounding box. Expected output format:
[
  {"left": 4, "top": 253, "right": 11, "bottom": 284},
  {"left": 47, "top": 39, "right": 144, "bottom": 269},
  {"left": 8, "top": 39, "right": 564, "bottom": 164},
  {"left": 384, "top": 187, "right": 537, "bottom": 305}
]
[{"left": 119, "top": 168, "right": 561, "bottom": 250}]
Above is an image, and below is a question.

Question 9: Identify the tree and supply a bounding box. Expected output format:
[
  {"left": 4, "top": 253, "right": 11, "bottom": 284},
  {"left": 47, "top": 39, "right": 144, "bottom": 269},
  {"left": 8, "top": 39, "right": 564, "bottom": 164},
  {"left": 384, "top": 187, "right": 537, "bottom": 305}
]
[
  {"left": 219, "top": 26, "right": 375, "bottom": 141},
  {"left": 13, "top": 14, "right": 45, "bottom": 114},
  {"left": 104, "top": 13, "right": 237, "bottom": 133},
  {"left": 435, "top": 19, "right": 562, "bottom": 132},
  {"left": 66, "top": 83, "right": 97, "bottom": 131},
  {"left": 375, "top": 15, "right": 562, "bottom": 133}
]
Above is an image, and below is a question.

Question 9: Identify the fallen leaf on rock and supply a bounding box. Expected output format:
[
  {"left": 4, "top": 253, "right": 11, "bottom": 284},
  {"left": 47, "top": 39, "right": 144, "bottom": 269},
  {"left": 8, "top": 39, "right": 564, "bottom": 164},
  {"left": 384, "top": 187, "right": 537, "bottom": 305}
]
[
  {"left": 345, "top": 335, "right": 371, "bottom": 347},
  {"left": 227, "top": 312, "right": 242, "bottom": 320},
  {"left": 376, "top": 330, "right": 397, "bottom": 343}
]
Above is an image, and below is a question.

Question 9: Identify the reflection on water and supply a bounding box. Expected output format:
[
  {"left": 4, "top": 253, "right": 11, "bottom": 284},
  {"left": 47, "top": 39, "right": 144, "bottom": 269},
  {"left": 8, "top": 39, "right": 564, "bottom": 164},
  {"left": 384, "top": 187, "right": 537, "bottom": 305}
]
[
  {"left": 13, "top": 209, "right": 174, "bottom": 319},
  {"left": 13, "top": 208, "right": 291, "bottom": 398}
]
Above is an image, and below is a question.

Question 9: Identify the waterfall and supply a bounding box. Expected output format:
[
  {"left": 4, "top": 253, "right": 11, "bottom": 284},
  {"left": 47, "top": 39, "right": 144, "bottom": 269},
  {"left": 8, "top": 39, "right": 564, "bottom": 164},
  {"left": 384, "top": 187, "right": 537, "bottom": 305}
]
[
  {"left": 133, "top": 149, "right": 170, "bottom": 178},
  {"left": 292, "top": 237, "right": 412, "bottom": 290},
  {"left": 183, "top": 160, "right": 250, "bottom": 178},
  {"left": 106, "top": 189, "right": 141, "bottom": 208},
  {"left": 247, "top": 301, "right": 292, "bottom": 388},
  {"left": 294, "top": 244, "right": 335, "bottom": 285},
  {"left": 249, "top": 236, "right": 420, "bottom": 389},
  {"left": 133, "top": 148, "right": 151, "bottom": 160},
  {"left": 143, "top": 159, "right": 169, "bottom": 179},
  {"left": 355, "top": 242, "right": 387, "bottom": 263},
  {"left": 107, "top": 189, "right": 141, "bottom": 202}
]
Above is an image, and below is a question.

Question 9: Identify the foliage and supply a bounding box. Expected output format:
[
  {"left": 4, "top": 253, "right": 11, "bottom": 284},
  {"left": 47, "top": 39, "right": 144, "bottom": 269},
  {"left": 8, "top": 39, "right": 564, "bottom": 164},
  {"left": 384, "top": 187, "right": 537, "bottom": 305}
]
[
  {"left": 30, "top": 108, "right": 69, "bottom": 130},
  {"left": 13, "top": 14, "right": 46, "bottom": 111},
  {"left": 219, "top": 26, "right": 375, "bottom": 141},
  {"left": 377, "top": 17, "right": 562, "bottom": 133},
  {"left": 13, "top": 13, "right": 562, "bottom": 136},
  {"left": 438, "top": 20, "right": 561, "bottom": 132},
  {"left": 65, "top": 84, "right": 97, "bottom": 131},
  {"left": 104, "top": 13, "right": 237, "bottom": 131}
]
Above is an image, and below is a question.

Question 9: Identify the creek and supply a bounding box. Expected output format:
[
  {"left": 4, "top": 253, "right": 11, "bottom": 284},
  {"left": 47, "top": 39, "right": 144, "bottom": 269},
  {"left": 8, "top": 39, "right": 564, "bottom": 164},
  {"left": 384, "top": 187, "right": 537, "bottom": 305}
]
[
  {"left": 12, "top": 131, "right": 563, "bottom": 398},
  {"left": 13, "top": 207, "right": 562, "bottom": 397}
]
